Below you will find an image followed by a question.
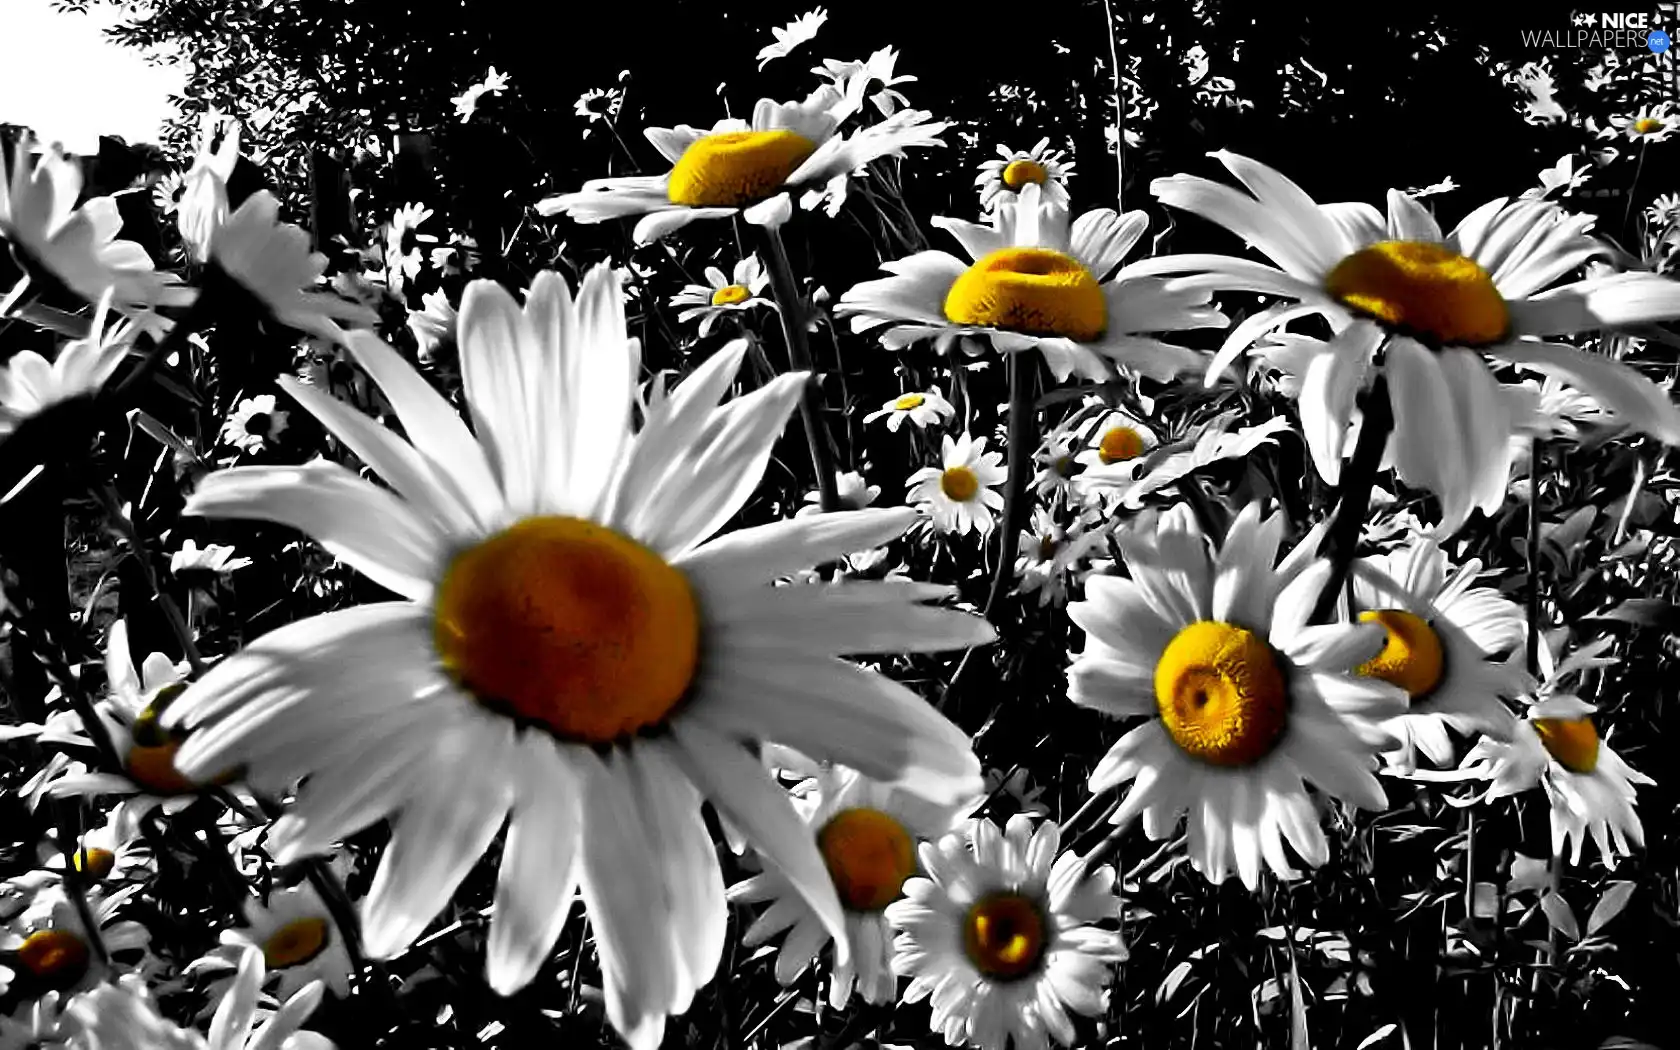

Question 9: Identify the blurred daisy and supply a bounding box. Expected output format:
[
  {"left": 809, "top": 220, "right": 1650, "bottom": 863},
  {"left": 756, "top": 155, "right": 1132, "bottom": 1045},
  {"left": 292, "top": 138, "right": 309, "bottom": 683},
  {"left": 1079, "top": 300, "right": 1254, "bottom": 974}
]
[
  {"left": 1, "top": 886, "right": 149, "bottom": 997},
  {"left": 66, "top": 946, "right": 332, "bottom": 1050},
  {"left": 730, "top": 765, "right": 964, "bottom": 1007},
  {"left": 670, "top": 256, "right": 772, "bottom": 336},
  {"left": 171, "top": 540, "right": 253, "bottom": 578},
  {"left": 1072, "top": 406, "right": 1159, "bottom": 476},
  {"left": 1522, "top": 155, "right": 1590, "bottom": 201},
  {"left": 838, "top": 183, "right": 1224, "bottom": 382},
  {"left": 151, "top": 169, "right": 186, "bottom": 216},
  {"left": 1031, "top": 430, "right": 1084, "bottom": 507},
  {"left": 41, "top": 810, "right": 150, "bottom": 887},
  {"left": 1459, "top": 694, "right": 1651, "bottom": 867},
  {"left": 0, "top": 290, "right": 133, "bottom": 440},
  {"left": 1134, "top": 151, "right": 1680, "bottom": 532},
  {"left": 160, "top": 265, "right": 990, "bottom": 1050},
  {"left": 575, "top": 87, "right": 625, "bottom": 125},
  {"left": 221, "top": 394, "right": 290, "bottom": 453},
  {"left": 1066, "top": 503, "right": 1404, "bottom": 888},
  {"left": 179, "top": 110, "right": 242, "bottom": 263},
  {"left": 1506, "top": 374, "right": 1613, "bottom": 444},
  {"left": 453, "top": 66, "right": 510, "bottom": 123},
  {"left": 980, "top": 767, "right": 1049, "bottom": 818},
  {"left": 537, "top": 85, "right": 946, "bottom": 243},
  {"left": 384, "top": 203, "right": 435, "bottom": 295},
  {"left": 1015, "top": 509, "right": 1106, "bottom": 608},
  {"left": 757, "top": 7, "right": 827, "bottom": 69},
  {"left": 1645, "top": 191, "right": 1680, "bottom": 226},
  {"left": 977, "top": 138, "right": 1075, "bottom": 212},
  {"left": 0, "top": 991, "right": 68, "bottom": 1050},
  {"left": 1077, "top": 414, "right": 1291, "bottom": 510},
  {"left": 864, "top": 387, "right": 954, "bottom": 432},
  {"left": 224, "top": 883, "right": 353, "bottom": 1000},
  {"left": 210, "top": 192, "right": 379, "bottom": 343},
  {"left": 815, "top": 47, "right": 917, "bottom": 121},
  {"left": 907, "top": 433, "right": 1007, "bottom": 536},
  {"left": 407, "top": 289, "right": 458, "bottom": 363},
  {"left": 799, "top": 471, "right": 879, "bottom": 517},
  {"left": 885, "top": 815, "right": 1125, "bottom": 1050},
  {"left": 1346, "top": 540, "right": 1529, "bottom": 770},
  {"left": 1606, "top": 104, "right": 1674, "bottom": 143}
]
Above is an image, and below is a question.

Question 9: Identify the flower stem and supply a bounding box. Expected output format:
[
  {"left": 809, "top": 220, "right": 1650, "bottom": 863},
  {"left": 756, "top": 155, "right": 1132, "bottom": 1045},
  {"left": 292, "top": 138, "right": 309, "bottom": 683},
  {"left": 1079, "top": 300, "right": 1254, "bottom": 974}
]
[
  {"left": 1310, "top": 371, "right": 1393, "bottom": 624},
  {"left": 52, "top": 799, "right": 112, "bottom": 970},
  {"left": 984, "top": 351, "right": 1038, "bottom": 617},
  {"left": 92, "top": 482, "right": 205, "bottom": 676},
  {"left": 1100, "top": 0, "right": 1126, "bottom": 208},
  {"left": 1525, "top": 438, "right": 1544, "bottom": 676},
  {"left": 761, "top": 225, "right": 841, "bottom": 512}
]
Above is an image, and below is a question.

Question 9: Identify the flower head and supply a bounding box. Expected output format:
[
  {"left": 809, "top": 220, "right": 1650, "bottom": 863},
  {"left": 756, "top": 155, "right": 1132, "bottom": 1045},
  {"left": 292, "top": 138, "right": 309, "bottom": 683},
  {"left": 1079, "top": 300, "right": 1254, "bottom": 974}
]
[
  {"left": 977, "top": 137, "right": 1075, "bottom": 212},
  {"left": 907, "top": 433, "right": 1007, "bottom": 536}
]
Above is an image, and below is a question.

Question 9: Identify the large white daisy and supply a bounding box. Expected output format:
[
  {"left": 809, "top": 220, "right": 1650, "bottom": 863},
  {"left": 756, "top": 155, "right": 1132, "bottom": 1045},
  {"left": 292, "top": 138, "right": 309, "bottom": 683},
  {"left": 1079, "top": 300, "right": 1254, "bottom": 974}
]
[
  {"left": 1066, "top": 503, "right": 1404, "bottom": 889},
  {"left": 836, "top": 183, "right": 1225, "bottom": 382},
  {"left": 1130, "top": 151, "right": 1680, "bottom": 532},
  {"left": 535, "top": 85, "right": 946, "bottom": 243},
  {"left": 159, "top": 264, "right": 991, "bottom": 1050},
  {"left": 729, "top": 764, "right": 965, "bottom": 1008},
  {"left": 885, "top": 815, "right": 1126, "bottom": 1050},
  {"left": 906, "top": 433, "right": 1007, "bottom": 536}
]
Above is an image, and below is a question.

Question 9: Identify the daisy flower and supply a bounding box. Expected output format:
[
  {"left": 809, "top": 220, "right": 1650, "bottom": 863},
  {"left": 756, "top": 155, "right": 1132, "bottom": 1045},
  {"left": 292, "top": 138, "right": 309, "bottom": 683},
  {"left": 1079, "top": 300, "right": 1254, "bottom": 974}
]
[
  {"left": 170, "top": 540, "right": 253, "bottom": 578},
  {"left": 1072, "top": 406, "right": 1159, "bottom": 476},
  {"left": 977, "top": 137, "right": 1076, "bottom": 212},
  {"left": 575, "top": 87, "right": 625, "bottom": 125},
  {"left": 669, "top": 256, "right": 772, "bottom": 337},
  {"left": 41, "top": 810, "right": 151, "bottom": 887},
  {"left": 837, "top": 183, "right": 1225, "bottom": 382},
  {"left": 1066, "top": 503, "right": 1405, "bottom": 889},
  {"left": 730, "top": 765, "right": 965, "bottom": 1007},
  {"left": 1076, "top": 414, "right": 1292, "bottom": 510},
  {"left": 536, "top": 85, "right": 947, "bottom": 243},
  {"left": 384, "top": 203, "right": 435, "bottom": 295},
  {"left": 1030, "top": 429, "right": 1086, "bottom": 507},
  {"left": 980, "top": 767, "right": 1050, "bottom": 818},
  {"left": 863, "top": 387, "right": 955, "bottom": 432},
  {"left": 1015, "top": 509, "right": 1106, "bottom": 608},
  {"left": 1, "top": 886, "right": 149, "bottom": 997},
  {"left": 158, "top": 265, "right": 991, "bottom": 1050},
  {"left": 219, "top": 883, "right": 353, "bottom": 1000},
  {"left": 221, "top": 394, "right": 290, "bottom": 453},
  {"left": 1131, "top": 151, "right": 1680, "bottom": 532},
  {"left": 1606, "top": 104, "right": 1674, "bottom": 143},
  {"left": 885, "top": 815, "right": 1126, "bottom": 1050},
  {"left": 0, "top": 290, "right": 133, "bottom": 441},
  {"left": 799, "top": 470, "right": 880, "bottom": 516},
  {"left": 814, "top": 47, "right": 918, "bottom": 121},
  {"left": 452, "top": 66, "right": 510, "bottom": 123},
  {"left": 907, "top": 433, "right": 1007, "bottom": 536},
  {"left": 407, "top": 289, "right": 458, "bottom": 363},
  {"left": 210, "top": 192, "right": 379, "bottom": 344},
  {"left": 1344, "top": 539, "right": 1530, "bottom": 770},
  {"left": 178, "top": 109, "right": 242, "bottom": 263},
  {"left": 757, "top": 7, "right": 828, "bottom": 69}
]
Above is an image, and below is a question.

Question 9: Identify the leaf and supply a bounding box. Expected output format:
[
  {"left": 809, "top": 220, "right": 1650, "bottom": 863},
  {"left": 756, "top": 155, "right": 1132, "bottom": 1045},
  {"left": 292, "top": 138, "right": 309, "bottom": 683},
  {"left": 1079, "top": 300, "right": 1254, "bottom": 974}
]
[
  {"left": 1357, "top": 1023, "right": 1399, "bottom": 1050},
  {"left": 1541, "top": 890, "right": 1580, "bottom": 941},
  {"left": 1287, "top": 947, "right": 1311, "bottom": 1050},
  {"left": 1586, "top": 882, "right": 1635, "bottom": 937},
  {"left": 1585, "top": 598, "right": 1680, "bottom": 630},
  {"left": 1157, "top": 960, "right": 1194, "bottom": 1005}
]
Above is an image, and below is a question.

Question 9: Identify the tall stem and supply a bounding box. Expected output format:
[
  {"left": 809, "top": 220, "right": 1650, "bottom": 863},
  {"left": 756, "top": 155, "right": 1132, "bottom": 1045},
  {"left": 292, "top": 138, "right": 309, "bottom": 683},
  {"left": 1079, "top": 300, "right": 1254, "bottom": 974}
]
[
  {"left": 1310, "top": 371, "right": 1394, "bottom": 624},
  {"left": 1525, "top": 438, "right": 1544, "bottom": 675},
  {"left": 92, "top": 482, "right": 205, "bottom": 676},
  {"left": 984, "top": 351, "right": 1038, "bottom": 617},
  {"left": 1100, "top": 0, "right": 1125, "bottom": 208},
  {"left": 761, "top": 225, "right": 840, "bottom": 512}
]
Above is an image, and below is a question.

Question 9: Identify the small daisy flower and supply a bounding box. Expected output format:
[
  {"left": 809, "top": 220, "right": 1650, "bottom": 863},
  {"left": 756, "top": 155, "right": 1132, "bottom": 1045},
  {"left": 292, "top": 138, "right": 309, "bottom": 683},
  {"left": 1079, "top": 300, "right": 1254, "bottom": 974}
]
[
  {"left": 1, "top": 887, "right": 149, "bottom": 997},
  {"left": 838, "top": 183, "right": 1225, "bottom": 382},
  {"left": 221, "top": 394, "right": 290, "bottom": 453},
  {"left": 730, "top": 765, "right": 965, "bottom": 1007},
  {"left": 1015, "top": 509, "right": 1107, "bottom": 608},
  {"left": 407, "top": 289, "right": 458, "bottom": 363},
  {"left": 907, "top": 433, "right": 1007, "bottom": 536},
  {"left": 40, "top": 810, "right": 151, "bottom": 887},
  {"left": 1066, "top": 503, "right": 1405, "bottom": 889},
  {"left": 210, "top": 192, "right": 379, "bottom": 343},
  {"left": 886, "top": 815, "right": 1126, "bottom": 1050},
  {"left": 170, "top": 540, "right": 253, "bottom": 578},
  {"left": 799, "top": 471, "right": 880, "bottom": 517},
  {"left": 1523, "top": 154, "right": 1590, "bottom": 201},
  {"left": 384, "top": 203, "right": 435, "bottom": 295},
  {"left": 178, "top": 109, "right": 242, "bottom": 263},
  {"left": 452, "top": 66, "right": 510, "bottom": 123},
  {"left": 575, "top": 87, "right": 625, "bottom": 125},
  {"left": 814, "top": 47, "right": 918, "bottom": 121},
  {"left": 1072, "top": 406, "right": 1159, "bottom": 476},
  {"left": 1077, "top": 414, "right": 1292, "bottom": 511},
  {"left": 1030, "top": 430, "right": 1085, "bottom": 507},
  {"left": 1606, "top": 104, "right": 1674, "bottom": 143},
  {"left": 538, "top": 86, "right": 947, "bottom": 243},
  {"left": 863, "top": 387, "right": 955, "bottom": 432},
  {"left": 1345, "top": 539, "right": 1530, "bottom": 770},
  {"left": 151, "top": 170, "right": 185, "bottom": 216},
  {"left": 0, "top": 290, "right": 133, "bottom": 441},
  {"left": 757, "top": 7, "right": 828, "bottom": 69},
  {"left": 977, "top": 137, "right": 1076, "bottom": 212},
  {"left": 669, "top": 256, "right": 772, "bottom": 337},
  {"left": 224, "top": 883, "right": 353, "bottom": 1000}
]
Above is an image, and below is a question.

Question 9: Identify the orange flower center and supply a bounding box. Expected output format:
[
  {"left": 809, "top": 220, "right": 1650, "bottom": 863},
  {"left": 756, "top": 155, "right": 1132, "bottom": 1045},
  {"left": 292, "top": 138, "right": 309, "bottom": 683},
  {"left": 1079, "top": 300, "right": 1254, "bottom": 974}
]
[
  {"left": 962, "top": 891, "right": 1047, "bottom": 981},
  {"left": 816, "top": 807, "right": 917, "bottom": 912},
  {"left": 18, "top": 930, "right": 90, "bottom": 988},
  {"left": 1325, "top": 240, "right": 1509, "bottom": 347},
  {"left": 1098, "top": 426, "right": 1145, "bottom": 464},
  {"left": 73, "top": 847, "right": 116, "bottom": 882},
  {"left": 1533, "top": 716, "right": 1600, "bottom": 774},
  {"left": 940, "top": 465, "right": 980, "bottom": 502},
  {"left": 264, "top": 916, "right": 331, "bottom": 968}
]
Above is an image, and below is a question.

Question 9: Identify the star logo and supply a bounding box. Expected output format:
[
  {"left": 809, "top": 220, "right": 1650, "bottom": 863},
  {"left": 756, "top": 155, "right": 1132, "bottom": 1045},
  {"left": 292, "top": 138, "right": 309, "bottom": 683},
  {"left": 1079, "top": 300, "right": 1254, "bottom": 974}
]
[{"left": 1581, "top": 12, "right": 1599, "bottom": 26}]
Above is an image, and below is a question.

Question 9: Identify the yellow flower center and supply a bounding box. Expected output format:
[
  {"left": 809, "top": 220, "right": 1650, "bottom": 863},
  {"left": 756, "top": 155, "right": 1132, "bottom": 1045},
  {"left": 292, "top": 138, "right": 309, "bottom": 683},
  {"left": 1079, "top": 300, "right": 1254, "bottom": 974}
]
[
  {"left": 1533, "top": 717, "right": 1600, "bottom": 774},
  {"left": 263, "top": 916, "right": 331, "bottom": 969},
  {"left": 1053, "top": 455, "right": 1075, "bottom": 477},
  {"left": 126, "top": 739, "right": 201, "bottom": 796},
  {"left": 667, "top": 129, "right": 818, "bottom": 208},
  {"left": 18, "top": 930, "right": 90, "bottom": 988},
  {"left": 1155, "top": 621, "right": 1289, "bottom": 767},
  {"left": 131, "top": 681, "right": 188, "bottom": 748},
  {"left": 1634, "top": 117, "right": 1665, "bottom": 135},
  {"left": 943, "top": 248, "right": 1107, "bottom": 341},
  {"left": 710, "top": 284, "right": 751, "bottom": 307},
  {"left": 893, "top": 393, "right": 927, "bottom": 411},
  {"left": 1098, "top": 426, "right": 1145, "bottom": 464},
  {"left": 1038, "top": 535, "right": 1059, "bottom": 560},
  {"left": 816, "top": 807, "right": 917, "bottom": 912},
  {"left": 962, "top": 891, "right": 1046, "bottom": 981},
  {"left": 1001, "top": 158, "right": 1049, "bottom": 190},
  {"left": 432, "top": 516, "right": 700, "bottom": 744},
  {"left": 73, "top": 848, "right": 116, "bottom": 882},
  {"left": 1324, "top": 240, "right": 1510, "bottom": 347},
  {"left": 940, "top": 465, "right": 980, "bottom": 502},
  {"left": 1356, "top": 609, "right": 1445, "bottom": 700}
]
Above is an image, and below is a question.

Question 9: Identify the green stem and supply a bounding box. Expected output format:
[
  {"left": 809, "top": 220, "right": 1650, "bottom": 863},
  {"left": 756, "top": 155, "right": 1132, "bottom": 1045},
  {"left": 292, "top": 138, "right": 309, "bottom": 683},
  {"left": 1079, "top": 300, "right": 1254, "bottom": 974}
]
[
  {"left": 1310, "top": 371, "right": 1393, "bottom": 624},
  {"left": 984, "top": 351, "right": 1038, "bottom": 617},
  {"left": 760, "top": 225, "right": 841, "bottom": 512}
]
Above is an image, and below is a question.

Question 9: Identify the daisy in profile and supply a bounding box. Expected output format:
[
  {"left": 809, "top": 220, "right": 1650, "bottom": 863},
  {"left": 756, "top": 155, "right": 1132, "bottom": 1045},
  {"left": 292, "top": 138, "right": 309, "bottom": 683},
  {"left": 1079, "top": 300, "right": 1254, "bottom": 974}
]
[
  {"left": 160, "top": 265, "right": 991, "bottom": 1050},
  {"left": 407, "top": 289, "right": 458, "bottom": 363},
  {"left": 799, "top": 470, "right": 879, "bottom": 516},
  {"left": 536, "top": 85, "right": 946, "bottom": 243},
  {"left": 813, "top": 47, "right": 917, "bottom": 121},
  {"left": 1077, "top": 414, "right": 1292, "bottom": 510},
  {"left": 1132, "top": 151, "right": 1680, "bottom": 532},
  {"left": 0, "top": 290, "right": 134, "bottom": 441},
  {"left": 452, "top": 66, "right": 510, "bottom": 123},
  {"left": 907, "top": 433, "right": 1007, "bottom": 536},
  {"left": 885, "top": 815, "right": 1126, "bottom": 1050},
  {"left": 864, "top": 387, "right": 955, "bottom": 432},
  {"left": 221, "top": 394, "right": 290, "bottom": 453},
  {"left": 977, "top": 137, "right": 1075, "bottom": 212},
  {"left": 203, "top": 883, "right": 353, "bottom": 1000},
  {"left": 669, "top": 256, "right": 772, "bottom": 337},
  {"left": 1072, "top": 405, "right": 1158, "bottom": 477},
  {"left": 1344, "top": 539, "right": 1529, "bottom": 770},
  {"left": 210, "top": 192, "right": 379, "bottom": 343},
  {"left": 729, "top": 765, "right": 965, "bottom": 1007},
  {"left": 757, "top": 7, "right": 827, "bottom": 69},
  {"left": 1606, "top": 104, "right": 1674, "bottom": 143},
  {"left": 178, "top": 109, "right": 242, "bottom": 263},
  {"left": 40, "top": 810, "right": 151, "bottom": 887},
  {"left": 1, "top": 886, "right": 149, "bottom": 997},
  {"left": 170, "top": 540, "right": 253, "bottom": 579},
  {"left": 1066, "top": 502, "right": 1404, "bottom": 888},
  {"left": 838, "top": 183, "right": 1224, "bottom": 382}
]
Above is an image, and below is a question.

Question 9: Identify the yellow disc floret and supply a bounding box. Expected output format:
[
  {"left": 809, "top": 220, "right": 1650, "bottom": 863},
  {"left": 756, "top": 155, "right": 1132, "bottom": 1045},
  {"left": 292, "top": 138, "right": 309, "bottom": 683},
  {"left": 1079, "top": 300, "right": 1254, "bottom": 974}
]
[
  {"left": 1634, "top": 117, "right": 1665, "bottom": 136},
  {"left": 1155, "top": 621, "right": 1289, "bottom": 767},
  {"left": 1325, "top": 240, "right": 1509, "bottom": 347},
  {"left": 940, "top": 465, "right": 980, "bottom": 502},
  {"left": 710, "top": 284, "right": 751, "bottom": 306},
  {"left": 1098, "top": 426, "right": 1145, "bottom": 464},
  {"left": 433, "top": 516, "right": 700, "bottom": 744},
  {"left": 893, "top": 393, "right": 926, "bottom": 411},
  {"left": 1533, "top": 716, "right": 1600, "bottom": 774},
  {"left": 963, "top": 891, "right": 1047, "bottom": 981},
  {"left": 73, "top": 848, "right": 116, "bottom": 882},
  {"left": 18, "top": 930, "right": 90, "bottom": 989},
  {"left": 264, "top": 916, "right": 331, "bottom": 969},
  {"left": 944, "top": 248, "right": 1106, "bottom": 341},
  {"left": 1356, "top": 609, "right": 1446, "bottom": 700},
  {"left": 667, "top": 130, "right": 818, "bottom": 208},
  {"left": 1001, "top": 159, "right": 1049, "bottom": 190},
  {"left": 816, "top": 807, "right": 918, "bottom": 912}
]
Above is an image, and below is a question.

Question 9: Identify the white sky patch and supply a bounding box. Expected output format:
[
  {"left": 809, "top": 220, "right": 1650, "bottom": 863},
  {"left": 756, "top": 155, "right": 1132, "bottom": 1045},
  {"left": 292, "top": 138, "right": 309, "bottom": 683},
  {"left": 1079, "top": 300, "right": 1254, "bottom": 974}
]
[{"left": 1, "top": 0, "right": 185, "bottom": 154}]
